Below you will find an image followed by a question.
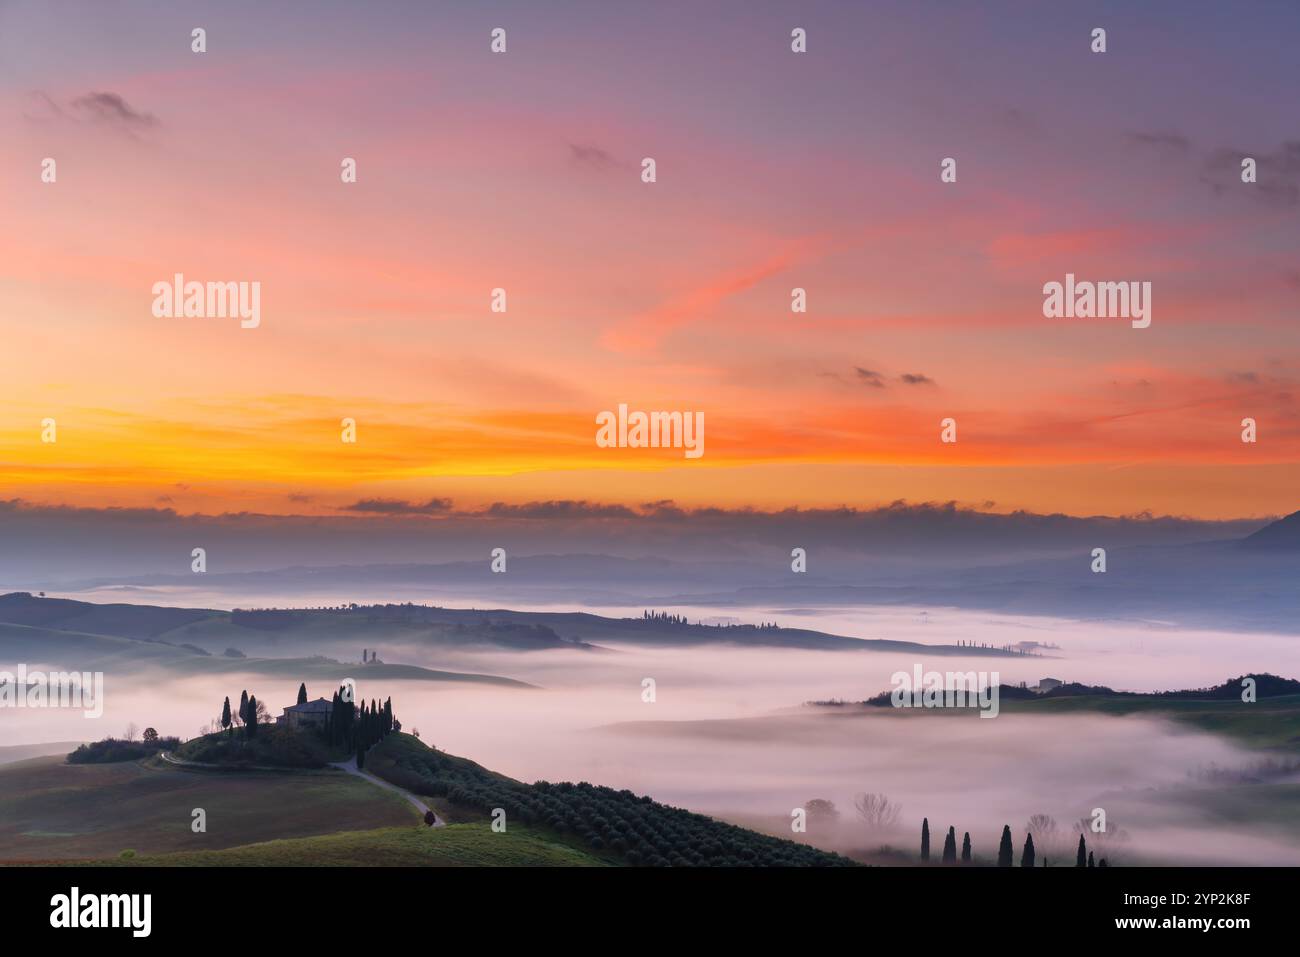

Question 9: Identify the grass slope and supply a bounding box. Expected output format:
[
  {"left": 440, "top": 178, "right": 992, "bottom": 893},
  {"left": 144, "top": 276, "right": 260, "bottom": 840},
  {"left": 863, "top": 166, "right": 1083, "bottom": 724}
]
[
  {"left": 175, "top": 725, "right": 340, "bottom": 768},
  {"left": 0, "top": 620, "right": 196, "bottom": 667},
  {"left": 1002, "top": 693, "right": 1300, "bottom": 751},
  {"left": 367, "top": 733, "right": 855, "bottom": 866},
  {"left": 2, "top": 731, "right": 861, "bottom": 866},
  {"left": 0, "top": 592, "right": 218, "bottom": 638},
  {"left": 0, "top": 741, "right": 86, "bottom": 766},
  {"left": 0, "top": 755, "right": 415, "bottom": 862},
  {"left": 79, "top": 824, "right": 606, "bottom": 867}
]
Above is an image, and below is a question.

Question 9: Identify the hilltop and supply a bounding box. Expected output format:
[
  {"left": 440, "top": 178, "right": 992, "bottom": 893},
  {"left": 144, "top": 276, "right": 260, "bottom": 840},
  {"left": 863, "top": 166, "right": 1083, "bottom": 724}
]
[
  {"left": 0, "top": 592, "right": 1027, "bottom": 665},
  {"left": 803, "top": 674, "right": 1300, "bottom": 753},
  {"left": 0, "top": 730, "right": 853, "bottom": 867}
]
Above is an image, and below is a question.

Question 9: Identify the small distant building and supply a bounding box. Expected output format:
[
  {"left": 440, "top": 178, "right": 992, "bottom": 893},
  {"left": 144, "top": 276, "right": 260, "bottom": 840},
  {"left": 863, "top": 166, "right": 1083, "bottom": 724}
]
[
  {"left": 1035, "top": 678, "right": 1063, "bottom": 694},
  {"left": 276, "top": 697, "right": 332, "bottom": 728}
]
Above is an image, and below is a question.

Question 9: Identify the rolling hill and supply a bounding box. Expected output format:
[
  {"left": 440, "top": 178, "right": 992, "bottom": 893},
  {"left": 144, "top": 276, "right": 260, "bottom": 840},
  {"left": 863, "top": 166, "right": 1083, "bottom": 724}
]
[
  {"left": 0, "top": 732, "right": 852, "bottom": 867},
  {"left": 0, "top": 591, "right": 1026, "bottom": 660}
]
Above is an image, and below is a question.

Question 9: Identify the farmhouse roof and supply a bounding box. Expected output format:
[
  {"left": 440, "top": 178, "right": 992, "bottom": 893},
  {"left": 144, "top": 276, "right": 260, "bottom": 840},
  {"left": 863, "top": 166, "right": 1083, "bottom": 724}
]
[{"left": 284, "top": 697, "right": 333, "bottom": 713}]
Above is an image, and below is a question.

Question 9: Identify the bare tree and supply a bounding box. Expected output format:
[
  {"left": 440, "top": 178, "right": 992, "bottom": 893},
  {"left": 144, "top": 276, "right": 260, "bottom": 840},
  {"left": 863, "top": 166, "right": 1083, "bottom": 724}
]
[
  {"left": 854, "top": 792, "right": 902, "bottom": 831},
  {"left": 1027, "top": 814, "right": 1061, "bottom": 858},
  {"left": 124, "top": 722, "right": 139, "bottom": 742}
]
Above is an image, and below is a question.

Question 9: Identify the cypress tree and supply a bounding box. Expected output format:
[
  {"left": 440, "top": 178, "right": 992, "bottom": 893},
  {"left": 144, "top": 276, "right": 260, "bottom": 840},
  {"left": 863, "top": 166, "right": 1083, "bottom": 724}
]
[
  {"left": 942, "top": 826, "right": 956, "bottom": 864},
  {"left": 997, "top": 825, "right": 1013, "bottom": 867},
  {"left": 961, "top": 832, "right": 971, "bottom": 863},
  {"left": 297, "top": 682, "right": 307, "bottom": 705},
  {"left": 220, "top": 696, "right": 232, "bottom": 735},
  {"left": 238, "top": 689, "right": 249, "bottom": 724},
  {"left": 1021, "top": 833, "right": 1036, "bottom": 868},
  {"left": 920, "top": 818, "right": 930, "bottom": 861},
  {"left": 1088, "top": 851, "right": 1095, "bottom": 868},
  {"left": 1076, "top": 834, "right": 1087, "bottom": 867},
  {"left": 246, "top": 694, "right": 258, "bottom": 737}
]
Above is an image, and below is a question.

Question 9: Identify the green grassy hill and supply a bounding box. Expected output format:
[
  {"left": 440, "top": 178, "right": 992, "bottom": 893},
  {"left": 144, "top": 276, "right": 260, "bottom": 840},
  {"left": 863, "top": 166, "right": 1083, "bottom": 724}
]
[
  {"left": 175, "top": 724, "right": 341, "bottom": 768},
  {"left": 0, "top": 731, "right": 854, "bottom": 867},
  {"left": 827, "top": 675, "right": 1300, "bottom": 754},
  {"left": 367, "top": 733, "right": 855, "bottom": 866},
  {"left": 76, "top": 824, "right": 607, "bottom": 867},
  {"left": 1002, "top": 692, "right": 1300, "bottom": 751},
  {"left": 0, "top": 755, "right": 415, "bottom": 862}
]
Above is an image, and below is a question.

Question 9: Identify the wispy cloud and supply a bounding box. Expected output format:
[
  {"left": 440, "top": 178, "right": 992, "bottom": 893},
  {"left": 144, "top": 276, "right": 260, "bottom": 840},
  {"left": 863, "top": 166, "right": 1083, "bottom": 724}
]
[
  {"left": 483, "top": 500, "right": 638, "bottom": 519},
  {"left": 1126, "top": 128, "right": 1300, "bottom": 208},
  {"left": 339, "top": 497, "right": 453, "bottom": 515},
  {"left": 26, "top": 90, "right": 160, "bottom": 138},
  {"left": 568, "top": 143, "right": 622, "bottom": 172},
  {"left": 855, "top": 367, "right": 886, "bottom": 388},
  {"left": 1203, "top": 141, "right": 1300, "bottom": 208}
]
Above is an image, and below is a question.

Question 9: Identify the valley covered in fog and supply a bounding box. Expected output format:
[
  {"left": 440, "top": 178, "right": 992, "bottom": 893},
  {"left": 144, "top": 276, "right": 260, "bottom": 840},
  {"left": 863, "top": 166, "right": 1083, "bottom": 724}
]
[{"left": 8, "top": 597, "right": 1299, "bottom": 866}]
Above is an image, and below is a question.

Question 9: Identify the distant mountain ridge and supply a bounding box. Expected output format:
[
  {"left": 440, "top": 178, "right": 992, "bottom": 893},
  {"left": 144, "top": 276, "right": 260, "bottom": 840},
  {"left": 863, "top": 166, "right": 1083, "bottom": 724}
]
[{"left": 1242, "top": 509, "right": 1300, "bottom": 550}]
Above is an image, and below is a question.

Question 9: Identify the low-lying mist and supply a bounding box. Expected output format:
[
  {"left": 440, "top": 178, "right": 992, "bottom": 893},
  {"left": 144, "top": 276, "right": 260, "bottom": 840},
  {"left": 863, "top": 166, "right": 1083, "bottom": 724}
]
[{"left": 8, "top": 605, "right": 1299, "bottom": 866}]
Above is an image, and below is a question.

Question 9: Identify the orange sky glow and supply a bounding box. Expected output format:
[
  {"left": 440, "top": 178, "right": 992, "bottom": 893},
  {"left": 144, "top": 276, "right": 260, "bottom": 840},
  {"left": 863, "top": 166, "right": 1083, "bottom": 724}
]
[{"left": 2, "top": 4, "right": 1297, "bottom": 522}]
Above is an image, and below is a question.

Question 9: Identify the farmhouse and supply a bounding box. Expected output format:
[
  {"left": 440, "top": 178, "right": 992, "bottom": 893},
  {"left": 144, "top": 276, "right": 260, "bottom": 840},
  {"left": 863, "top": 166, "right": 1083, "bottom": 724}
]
[{"left": 276, "top": 697, "right": 332, "bottom": 729}]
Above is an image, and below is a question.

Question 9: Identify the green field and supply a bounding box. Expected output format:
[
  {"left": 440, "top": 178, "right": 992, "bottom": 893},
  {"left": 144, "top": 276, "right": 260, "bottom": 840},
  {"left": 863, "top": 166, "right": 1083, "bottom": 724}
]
[
  {"left": 77, "top": 824, "right": 607, "bottom": 867},
  {"left": 1002, "top": 693, "right": 1300, "bottom": 751},
  {"left": 0, "top": 755, "right": 416, "bottom": 862}
]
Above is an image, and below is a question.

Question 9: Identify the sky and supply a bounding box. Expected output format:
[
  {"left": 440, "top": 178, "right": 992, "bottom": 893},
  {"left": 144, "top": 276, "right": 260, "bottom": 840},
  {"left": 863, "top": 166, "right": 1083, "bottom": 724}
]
[{"left": 1, "top": 0, "right": 1298, "bottom": 523}]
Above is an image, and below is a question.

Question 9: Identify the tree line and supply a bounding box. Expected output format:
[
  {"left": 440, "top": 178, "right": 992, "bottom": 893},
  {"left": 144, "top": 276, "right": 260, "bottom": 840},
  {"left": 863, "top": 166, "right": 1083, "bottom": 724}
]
[
  {"left": 216, "top": 681, "right": 397, "bottom": 766},
  {"left": 920, "top": 817, "right": 1109, "bottom": 867}
]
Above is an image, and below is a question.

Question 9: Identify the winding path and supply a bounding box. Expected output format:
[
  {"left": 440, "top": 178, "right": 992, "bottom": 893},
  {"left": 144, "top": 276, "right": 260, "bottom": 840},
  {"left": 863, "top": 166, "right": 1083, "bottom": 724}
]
[
  {"left": 157, "top": 750, "right": 288, "bottom": 773},
  {"left": 158, "top": 751, "right": 444, "bottom": 827},
  {"left": 329, "top": 757, "right": 445, "bottom": 827}
]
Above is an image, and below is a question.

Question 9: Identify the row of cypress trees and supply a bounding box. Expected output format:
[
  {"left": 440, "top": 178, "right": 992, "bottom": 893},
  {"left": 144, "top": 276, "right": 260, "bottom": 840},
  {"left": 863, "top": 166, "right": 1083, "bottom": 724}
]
[
  {"left": 218, "top": 690, "right": 260, "bottom": 737},
  {"left": 216, "top": 684, "right": 397, "bottom": 763},
  {"left": 323, "top": 687, "right": 395, "bottom": 767},
  {"left": 920, "top": 818, "right": 974, "bottom": 864},
  {"left": 922, "top": 818, "right": 1109, "bottom": 867}
]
